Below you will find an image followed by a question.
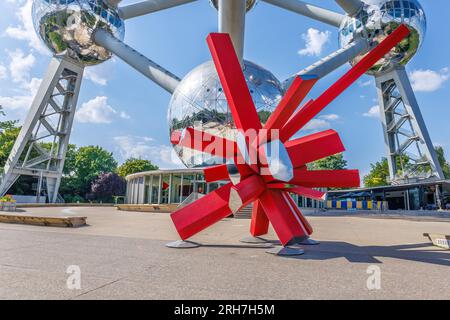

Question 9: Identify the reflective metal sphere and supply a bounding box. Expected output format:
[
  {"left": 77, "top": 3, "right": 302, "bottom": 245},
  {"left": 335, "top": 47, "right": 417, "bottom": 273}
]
[
  {"left": 338, "top": 0, "right": 426, "bottom": 75},
  {"left": 168, "top": 60, "right": 283, "bottom": 168},
  {"left": 210, "top": 0, "right": 258, "bottom": 12},
  {"left": 32, "top": 0, "right": 125, "bottom": 66}
]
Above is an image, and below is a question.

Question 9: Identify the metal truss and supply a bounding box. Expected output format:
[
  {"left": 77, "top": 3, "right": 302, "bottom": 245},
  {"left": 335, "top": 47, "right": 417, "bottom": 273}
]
[
  {"left": 376, "top": 67, "right": 444, "bottom": 184},
  {"left": 0, "top": 55, "right": 83, "bottom": 203}
]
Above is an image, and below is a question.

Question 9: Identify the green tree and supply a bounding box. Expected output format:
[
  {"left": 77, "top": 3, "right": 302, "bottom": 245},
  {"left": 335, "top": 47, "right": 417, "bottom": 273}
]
[
  {"left": 0, "top": 107, "right": 20, "bottom": 169},
  {"left": 90, "top": 172, "right": 126, "bottom": 202},
  {"left": 363, "top": 157, "right": 390, "bottom": 187},
  {"left": 435, "top": 146, "right": 450, "bottom": 179},
  {"left": 117, "top": 158, "right": 159, "bottom": 178},
  {"left": 60, "top": 146, "right": 118, "bottom": 200},
  {"left": 309, "top": 153, "right": 348, "bottom": 170}
]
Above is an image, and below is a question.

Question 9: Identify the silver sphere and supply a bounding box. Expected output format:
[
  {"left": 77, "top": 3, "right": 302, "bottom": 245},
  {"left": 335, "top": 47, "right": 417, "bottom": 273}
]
[
  {"left": 32, "top": 0, "right": 125, "bottom": 66},
  {"left": 168, "top": 60, "right": 283, "bottom": 168},
  {"left": 210, "top": 0, "right": 258, "bottom": 12},
  {"left": 339, "top": 0, "right": 426, "bottom": 75}
]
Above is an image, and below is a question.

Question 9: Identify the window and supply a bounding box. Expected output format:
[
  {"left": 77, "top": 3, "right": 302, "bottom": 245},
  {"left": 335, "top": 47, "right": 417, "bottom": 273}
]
[
  {"left": 171, "top": 174, "right": 183, "bottom": 204},
  {"left": 150, "top": 175, "right": 160, "bottom": 204}
]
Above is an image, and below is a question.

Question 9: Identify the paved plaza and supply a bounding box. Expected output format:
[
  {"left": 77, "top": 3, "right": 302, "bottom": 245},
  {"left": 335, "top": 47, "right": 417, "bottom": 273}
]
[{"left": 0, "top": 206, "right": 449, "bottom": 300}]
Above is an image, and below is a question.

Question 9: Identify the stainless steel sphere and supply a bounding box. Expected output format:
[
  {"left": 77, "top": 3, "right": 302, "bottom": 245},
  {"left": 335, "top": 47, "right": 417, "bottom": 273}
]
[
  {"left": 32, "top": 0, "right": 125, "bottom": 66},
  {"left": 210, "top": 0, "right": 258, "bottom": 12},
  {"left": 338, "top": 0, "right": 426, "bottom": 75},
  {"left": 168, "top": 60, "right": 283, "bottom": 168}
]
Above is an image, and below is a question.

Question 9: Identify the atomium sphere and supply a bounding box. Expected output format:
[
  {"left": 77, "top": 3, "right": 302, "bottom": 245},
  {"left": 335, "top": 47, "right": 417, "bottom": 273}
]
[
  {"left": 210, "top": 0, "right": 258, "bottom": 12},
  {"left": 168, "top": 60, "right": 283, "bottom": 168},
  {"left": 32, "top": 0, "right": 125, "bottom": 66},
  {"left": 339, "top": 0, "right": 426, "bottom": 75}
]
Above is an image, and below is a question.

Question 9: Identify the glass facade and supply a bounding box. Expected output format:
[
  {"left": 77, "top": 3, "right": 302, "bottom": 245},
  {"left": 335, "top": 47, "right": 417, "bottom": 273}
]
[
  {"left": 125, "top": 169, "right": 327, "bottom": 210},
  {"left": 32, "top": 0, "right": 125, "bottom": 66},
  {"left": 338, "top": 0, "right": 426, "bottom": 75},
  {"left": 168, "top": 60, "right": 283, "bottom": 168},
  {"left": 126, "top": 169, "right": 228, "bottom": 205}
]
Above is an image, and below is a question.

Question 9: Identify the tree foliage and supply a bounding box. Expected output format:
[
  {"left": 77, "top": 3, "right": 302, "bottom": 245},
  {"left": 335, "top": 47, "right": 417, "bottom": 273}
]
[
  {"left": 0, "top": 107, "right": 20, "bottom": 170},
  {"left": 308, "top": 153, "right": 348, "bottom": 171},
  {"left": 363, "top": 157, "right": 390, "bottom": 188},
  {"left": 60, "top": 145, "right": 118, "bottom": 201},
  {"left": 435, "top": 146, "right": 450, "bottom": 179},
  {"left": 89, "top": 172, "right": 126, "bottom": 202},
  {"left": 117, "top": 158, "right": 159, "bottom": 178},
  {"left": 364, "top": 147, "right": 450, "bottom": 187}
]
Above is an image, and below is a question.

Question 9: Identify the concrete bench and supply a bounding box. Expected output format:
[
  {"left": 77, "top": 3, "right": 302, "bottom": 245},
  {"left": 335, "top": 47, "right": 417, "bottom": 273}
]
[{"left": 0, "top": 213, "right": 87, "bottom": 228}]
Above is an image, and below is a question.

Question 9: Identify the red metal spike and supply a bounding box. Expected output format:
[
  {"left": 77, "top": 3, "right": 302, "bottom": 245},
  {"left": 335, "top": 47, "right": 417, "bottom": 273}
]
[
  {"left": 284, "top": 192, "right": 314, "bottom": 236},
  {"left": 258, "top": 189, "right": 309, "bottom": 246},
  {"left": 265, "top": 75, "right": 318, "bottom": 132},
  {"left": 250, "top": 200, "right": 270, "bottom": 237},
  {"left": 268, "top": 183, "right": 326, "bottom": 201},
  {"left": 207, "top": 33, "right": 262, "bottom": 132},
  {"left": 291, "top": 168, "right": 360, "bottom": 188},
  {"left": 285, "top": 129, "right": 345, "bottom": 168},
  {"left": 171, "top": 183, "right": 233, "bottom": 240},
  {"left": 280, "top": 24, "right": 410, "bottom": 142}
]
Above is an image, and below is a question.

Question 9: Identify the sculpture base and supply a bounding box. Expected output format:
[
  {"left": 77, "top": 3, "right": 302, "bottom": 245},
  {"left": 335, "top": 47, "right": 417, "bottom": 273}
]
[
  {"left": 266, "top": 246, "right": 305, "bottom": 256},
  {"left": 166, "top": 240, "right": 201, "bottom": 249}
]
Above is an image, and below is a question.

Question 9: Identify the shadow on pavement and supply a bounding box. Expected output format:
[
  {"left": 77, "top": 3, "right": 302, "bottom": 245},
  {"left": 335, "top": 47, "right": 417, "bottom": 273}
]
[
  {"left": 289, "top": 241, "right": 450, "bottom": 267},
  {"left": 194, "top": 240, "right": 450, "bottom": 267}
]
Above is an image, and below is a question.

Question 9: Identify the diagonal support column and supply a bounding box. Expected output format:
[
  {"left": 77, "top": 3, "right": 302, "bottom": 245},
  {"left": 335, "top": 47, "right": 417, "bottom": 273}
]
[
  {"left": 283, "top": 39, "right": 369, "bottom": 88},
  {"left": 335, "top": 0, "right": 363, "bottom": 16},
  {"left": 93, "top": 29, "right": 181, "bottom": 93},
  {"left": 262, "top": 0, "right": 345, "bottom": 27},
  {"left": 375, "top": 66, "right": 444, "bottom": 183},
  {"left": 0, "top": 55, "right": 83, "bottom": 203},
  {"left": 118, "top": 0, "right": 198, "bottom": 20}
]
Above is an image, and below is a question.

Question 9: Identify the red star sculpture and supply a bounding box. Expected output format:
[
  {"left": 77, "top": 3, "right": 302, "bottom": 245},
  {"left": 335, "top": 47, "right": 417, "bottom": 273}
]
[{"left": 170, "top": 25, "right": 410, "bottom": 247}]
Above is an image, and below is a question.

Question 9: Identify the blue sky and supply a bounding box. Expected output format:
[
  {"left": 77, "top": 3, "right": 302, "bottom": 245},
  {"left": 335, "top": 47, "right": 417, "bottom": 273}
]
[{"left": 0, "top": 0, "right": 449, "bottom": 178}]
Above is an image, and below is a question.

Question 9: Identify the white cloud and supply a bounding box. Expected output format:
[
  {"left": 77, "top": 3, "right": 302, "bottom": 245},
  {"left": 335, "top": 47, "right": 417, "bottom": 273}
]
[
  {"left": 303, "top": 119, "right": 331, "bottom": 131},
  {"left": 23, "top": 77, "right": 42, "bottom": 92},
  {"left": 300, "top": 113, "right": 340, "bottom": 132},
  {"left": 319, "top": 114, "right": 340, "bottom": 121},
  {"left": 114, "top": 135, "right": 184, "bottom": 169},
  {"left": 8, "top": 49, "right": 36, "bottom": 83},
  {"left": 0, "top": 94, "right": 33, "bottom": 112},
  {"left": 0, "top": 76, "right": 42, "bottom": 119},
  {"left": 363, "top": 105, "right": 380, "bottom": 118},
  {"left": 75, "top": 96, "right": 130, "bottom": 124},
  {"left": 5, "top": 0, "right": 50, "bottom": 55},
  {"left": 298, "top": 28, "right": 331, "bottom": 57},
  {"left": 409, "top": 68, "right": 449, "bottom": 92},
  {"left": 358, "top": 80, "right": 372, "bottom": 87},
  {"left": 0, "top": 64, "right": 7, "bottom": 80},
  {"left": 84, "top": 68, "right": 108, "bottom": 86}
]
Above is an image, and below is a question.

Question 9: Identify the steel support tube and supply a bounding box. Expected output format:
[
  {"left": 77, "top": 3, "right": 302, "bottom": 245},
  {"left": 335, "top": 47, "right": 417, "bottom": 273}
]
[
  {"left": 262, "top": 0, "right": 345, "bottom": 27},
  {"left": 218, "top": 0, "right": 247, "bottom": 64},
  {"left": 93, "top": 29, "right": 181, "bottom": 93},
  {"left": 283, "top": 39, "right": 369, "bottom": 88},
  {"left": 119, "top": 0, "right": 198, "bottom": 20},
  {"left": 335, "top": 0, "right": 363, "bottom": 16},
  {"left": 105, "top": 0, "right": 122, "bottom": 8}
]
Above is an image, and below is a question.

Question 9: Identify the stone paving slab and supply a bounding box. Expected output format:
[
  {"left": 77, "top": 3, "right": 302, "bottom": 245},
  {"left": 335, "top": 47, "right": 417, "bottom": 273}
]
[{"left": 0, "top": 206, "right": 449, "bottom": 300}]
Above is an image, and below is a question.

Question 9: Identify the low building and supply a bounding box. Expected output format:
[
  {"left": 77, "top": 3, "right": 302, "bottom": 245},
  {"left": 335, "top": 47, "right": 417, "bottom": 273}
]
[
  {"left": 125, "top": 169, "right": 324, "bottom": 210},
  {"left": 328, "top": 180, "right": 450, "bottom": 210},
  {"left": 125, "top": 170, "right": 450, "bottom": 211}
]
